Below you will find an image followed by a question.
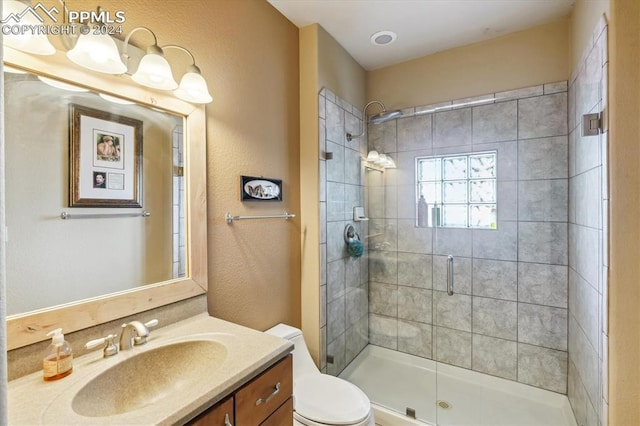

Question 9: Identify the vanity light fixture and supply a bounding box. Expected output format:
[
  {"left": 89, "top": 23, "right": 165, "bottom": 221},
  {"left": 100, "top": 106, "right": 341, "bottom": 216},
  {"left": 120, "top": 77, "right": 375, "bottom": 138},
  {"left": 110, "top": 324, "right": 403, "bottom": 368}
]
[
  {"left": 123, "top": 27, "right": 178, "bottom": 91},
  {"left": 366, "top": 150, "right": 380, "bottom": 162},
  {"left": 66, "top": 28, "right": 127, "bottom": 74},
  {"left": 364, "top": 150, "right": 396, "bottom": 169},
  {"left": 163, "top": 45, "right": 213, "bottom": 104},
  {"left": 2, "top": 0, "right": 56, "bottom": 55},
  {"left": 382, "top": 155, "right": 396, "bottom": 169},
  {"left": 1, "top": 10, "right": 213, "bottom": 104}
]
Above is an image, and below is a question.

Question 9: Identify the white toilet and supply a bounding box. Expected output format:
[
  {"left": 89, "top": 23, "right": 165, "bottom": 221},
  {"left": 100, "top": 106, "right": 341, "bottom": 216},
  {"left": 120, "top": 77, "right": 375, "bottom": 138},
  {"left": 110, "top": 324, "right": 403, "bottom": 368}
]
[{"left": 265, "top": 324, "right": 375, "bottom": 426}]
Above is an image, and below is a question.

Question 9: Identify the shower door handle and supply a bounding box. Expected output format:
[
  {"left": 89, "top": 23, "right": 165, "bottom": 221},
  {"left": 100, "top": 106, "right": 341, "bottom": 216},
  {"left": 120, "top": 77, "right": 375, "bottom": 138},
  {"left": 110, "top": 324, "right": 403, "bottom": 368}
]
[{"left": 446, "top": 255, "right": 454, "bottom": 296}]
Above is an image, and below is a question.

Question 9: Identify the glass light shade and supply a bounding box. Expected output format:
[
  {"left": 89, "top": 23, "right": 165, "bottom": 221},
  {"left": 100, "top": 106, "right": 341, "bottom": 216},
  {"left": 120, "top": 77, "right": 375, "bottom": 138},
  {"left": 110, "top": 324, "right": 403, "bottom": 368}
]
[
  {"left": 384, "top": 155, "right": 396, "bottom": 168},
  {"left": 174, "top": 72, "right": 213, "bottom": 104},
  {"left": 99, "top": 93, "right": 135, "bottom": 105},
  {"left": 375, "top": 154, "right": 388, "bottom": 166},
  {"left": 3, "top": 66, "right": 27, "bottom": 74},
  {"left": 38, "top": 76, "right": 89, "bottom": 92},
  {"left": 366, "top": 150, "right": 380, "bottom": 162},
  {"left": 2, "top": 0, "right": 55, "bottom": 55},
  {"left": 132, "top": 53, "right": 178, "bottom": 90},
  {"left": 67, "top": 33, "right": 127, "bottom": 74}
]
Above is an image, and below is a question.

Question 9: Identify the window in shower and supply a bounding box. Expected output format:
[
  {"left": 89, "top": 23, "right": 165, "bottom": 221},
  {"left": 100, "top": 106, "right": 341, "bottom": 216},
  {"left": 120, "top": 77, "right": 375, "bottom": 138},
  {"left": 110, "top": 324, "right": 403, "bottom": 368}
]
[{"left": 415, "top": 151, "right": 497, "bottom": 229}]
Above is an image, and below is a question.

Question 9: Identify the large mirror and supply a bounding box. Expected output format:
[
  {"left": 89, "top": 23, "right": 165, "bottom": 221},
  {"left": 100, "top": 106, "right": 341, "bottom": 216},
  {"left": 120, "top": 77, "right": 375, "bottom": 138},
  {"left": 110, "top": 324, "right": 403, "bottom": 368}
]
[{"left": 4, "top": 49, "right": 208, "bottom": 350}]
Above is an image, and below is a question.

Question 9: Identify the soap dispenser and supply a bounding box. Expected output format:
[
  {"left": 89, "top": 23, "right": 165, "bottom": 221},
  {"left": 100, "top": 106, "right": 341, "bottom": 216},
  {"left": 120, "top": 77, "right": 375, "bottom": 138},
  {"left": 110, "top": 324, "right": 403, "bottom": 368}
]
[{"left": 43, "top": 328, "right": 73, "bottom": 381}]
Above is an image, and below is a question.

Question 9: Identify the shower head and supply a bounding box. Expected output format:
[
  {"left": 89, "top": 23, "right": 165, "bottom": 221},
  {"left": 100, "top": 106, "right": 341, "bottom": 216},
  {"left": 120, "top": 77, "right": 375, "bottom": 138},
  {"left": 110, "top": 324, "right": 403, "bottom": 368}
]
[
  {"left": 346, "top": 100, "right": 403, "bottom": 141},
  {"left": 369, "top": 109, "right": 403, "bottom": 124}
]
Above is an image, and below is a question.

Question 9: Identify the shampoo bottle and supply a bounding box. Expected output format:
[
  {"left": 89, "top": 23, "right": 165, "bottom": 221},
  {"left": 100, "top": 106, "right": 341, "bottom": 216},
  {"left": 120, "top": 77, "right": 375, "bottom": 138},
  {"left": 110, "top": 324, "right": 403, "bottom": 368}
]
[
  {"left": 417, "top": 195, "right": 428, "bottom": 227},
  {"left": 43, "top": 328, "right": 73, "bottom": 381}
]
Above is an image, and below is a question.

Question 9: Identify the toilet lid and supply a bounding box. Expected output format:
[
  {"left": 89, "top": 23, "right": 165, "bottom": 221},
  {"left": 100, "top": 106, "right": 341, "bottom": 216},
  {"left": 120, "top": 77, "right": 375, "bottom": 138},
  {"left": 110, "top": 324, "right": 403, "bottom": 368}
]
[{"left": 294, "top": 374, "right": 371, "bottom": 425}]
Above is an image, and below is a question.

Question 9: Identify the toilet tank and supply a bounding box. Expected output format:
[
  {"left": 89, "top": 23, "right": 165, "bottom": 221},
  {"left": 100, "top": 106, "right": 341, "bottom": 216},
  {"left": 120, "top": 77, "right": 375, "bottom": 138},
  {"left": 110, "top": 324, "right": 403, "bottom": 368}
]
[{"left": 265, "top": 323, "right": 320, "bottom": 379}]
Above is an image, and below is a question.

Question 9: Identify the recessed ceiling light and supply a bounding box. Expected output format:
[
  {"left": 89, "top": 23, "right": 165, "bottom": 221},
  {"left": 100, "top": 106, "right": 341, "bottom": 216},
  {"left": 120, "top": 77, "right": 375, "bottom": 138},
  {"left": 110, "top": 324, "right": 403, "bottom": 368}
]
[{"left": 370, "top": 30, "right": 397, "bottom": 46}]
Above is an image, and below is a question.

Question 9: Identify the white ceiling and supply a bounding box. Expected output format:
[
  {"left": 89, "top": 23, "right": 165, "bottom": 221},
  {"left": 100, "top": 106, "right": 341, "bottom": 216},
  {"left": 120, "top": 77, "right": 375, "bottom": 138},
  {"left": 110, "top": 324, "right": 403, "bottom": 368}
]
[{"left": 267, "top": 0, "right": 575, "bottom": 70}]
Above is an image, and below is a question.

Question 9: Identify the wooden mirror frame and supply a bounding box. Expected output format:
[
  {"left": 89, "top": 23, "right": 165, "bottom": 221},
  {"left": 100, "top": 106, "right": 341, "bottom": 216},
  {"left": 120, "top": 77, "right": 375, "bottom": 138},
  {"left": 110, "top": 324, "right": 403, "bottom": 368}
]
[{"left": 4, "top": 49, "right": 208, "bottom": 350}]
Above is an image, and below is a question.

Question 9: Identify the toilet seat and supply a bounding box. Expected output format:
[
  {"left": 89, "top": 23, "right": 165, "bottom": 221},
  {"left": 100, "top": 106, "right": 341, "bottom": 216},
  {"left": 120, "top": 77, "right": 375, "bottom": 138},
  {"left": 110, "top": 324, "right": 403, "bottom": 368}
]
[{"left": 294, "top": 374, "right": 372, "bottom": 425}]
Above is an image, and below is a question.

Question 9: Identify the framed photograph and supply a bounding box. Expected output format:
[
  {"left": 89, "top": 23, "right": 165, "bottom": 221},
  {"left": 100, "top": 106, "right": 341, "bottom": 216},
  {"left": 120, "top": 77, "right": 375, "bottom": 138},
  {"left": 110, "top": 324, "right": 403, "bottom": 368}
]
[
  {"left": 240, "top": 175, "right": 282, "bottom": 201},
  {"left": 69, "top": 104, "right": 143, "bottom": 207}
]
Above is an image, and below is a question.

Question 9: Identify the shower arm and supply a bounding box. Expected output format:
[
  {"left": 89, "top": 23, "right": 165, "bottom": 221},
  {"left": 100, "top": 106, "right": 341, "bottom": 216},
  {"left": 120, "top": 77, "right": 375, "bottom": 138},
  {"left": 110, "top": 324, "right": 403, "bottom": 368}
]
[{"left": 346, "top": 100, "right": 387, "bottom": 142}]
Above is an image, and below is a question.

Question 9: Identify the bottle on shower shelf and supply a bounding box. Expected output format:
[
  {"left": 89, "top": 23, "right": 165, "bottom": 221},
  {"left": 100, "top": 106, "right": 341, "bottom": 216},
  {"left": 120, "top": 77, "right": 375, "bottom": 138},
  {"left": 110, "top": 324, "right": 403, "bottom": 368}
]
[{"left": 417, "top": 195, "right": 428, "bottom": 227}]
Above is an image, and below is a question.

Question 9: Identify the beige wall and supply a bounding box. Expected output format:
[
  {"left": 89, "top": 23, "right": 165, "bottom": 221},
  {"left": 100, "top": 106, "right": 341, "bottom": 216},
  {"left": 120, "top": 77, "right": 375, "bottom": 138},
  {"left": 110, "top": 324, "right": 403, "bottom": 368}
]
[
  {"left": 299, "top": 24, "right": 321, "bottom": 363},
  {"left": 608, "top": 0, "right": 640, "bottom": 423},
  {"left": 299, "top": 24, "right": 366, "bottom": 364},
  {"left": 317, "top": 26, "right": 367, "bottom": 110},
  {"left": 367, "top": 18, "right": 570, "bottom": 109},
  {"left": 100, "top": 0, "right": 302, "bottom": 330}
]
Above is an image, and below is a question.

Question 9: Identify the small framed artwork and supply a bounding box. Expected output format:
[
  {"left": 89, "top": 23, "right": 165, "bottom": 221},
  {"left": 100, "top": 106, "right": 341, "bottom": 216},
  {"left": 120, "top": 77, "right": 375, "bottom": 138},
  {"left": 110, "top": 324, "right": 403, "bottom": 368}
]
[
  {"left": 69, "top": 104, "right": 143, "bottom": 207},
  {"left": 241, "top": 175, "right": 282, "bottom": 201}
]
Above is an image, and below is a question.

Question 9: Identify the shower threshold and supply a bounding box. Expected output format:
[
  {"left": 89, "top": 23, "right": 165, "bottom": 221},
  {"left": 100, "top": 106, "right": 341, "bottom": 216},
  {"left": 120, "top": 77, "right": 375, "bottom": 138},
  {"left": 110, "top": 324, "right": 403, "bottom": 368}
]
[{"left": 339, "top": 345, "right": 577, "bottom": 426}]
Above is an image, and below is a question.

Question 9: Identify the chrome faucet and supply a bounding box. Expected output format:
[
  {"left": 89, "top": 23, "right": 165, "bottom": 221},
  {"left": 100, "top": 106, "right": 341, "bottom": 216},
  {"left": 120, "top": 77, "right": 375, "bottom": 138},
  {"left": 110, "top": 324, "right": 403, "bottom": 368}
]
[{"left": 119, "top": 321, "right": 150, "bottom": 351}]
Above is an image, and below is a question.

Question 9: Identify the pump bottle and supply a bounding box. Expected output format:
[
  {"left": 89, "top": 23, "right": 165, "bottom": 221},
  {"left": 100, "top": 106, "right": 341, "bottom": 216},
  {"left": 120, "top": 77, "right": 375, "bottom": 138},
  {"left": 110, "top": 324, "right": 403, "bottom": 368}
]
[{"left": 43, "top": 328, "right": 73, "bottom": 381}]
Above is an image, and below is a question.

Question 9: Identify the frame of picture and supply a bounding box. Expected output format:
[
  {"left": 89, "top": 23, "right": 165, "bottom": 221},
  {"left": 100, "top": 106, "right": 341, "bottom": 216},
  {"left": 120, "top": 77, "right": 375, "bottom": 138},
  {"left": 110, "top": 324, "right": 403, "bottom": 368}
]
[
  {"left": 69, "top": 104, "right": 143, "bottom": 207},
  {"left": 240, "top": 175, "right": 283, "bottom": 201}
]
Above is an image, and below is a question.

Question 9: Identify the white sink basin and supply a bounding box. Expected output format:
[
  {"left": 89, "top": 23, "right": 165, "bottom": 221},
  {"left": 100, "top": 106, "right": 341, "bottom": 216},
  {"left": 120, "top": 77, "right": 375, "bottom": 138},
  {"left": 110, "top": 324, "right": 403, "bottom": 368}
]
[{"left": 72, "top": 340, "right": 227, "bottom": 417}]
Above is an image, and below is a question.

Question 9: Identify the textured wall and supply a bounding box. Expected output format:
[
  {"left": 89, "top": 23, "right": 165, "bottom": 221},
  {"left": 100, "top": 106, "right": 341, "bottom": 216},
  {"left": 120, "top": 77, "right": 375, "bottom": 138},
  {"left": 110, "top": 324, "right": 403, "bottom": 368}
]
[
  {"left": 96, "top": 0, "right": 303, "bottom": 331},
  {"left": 608, "top": 0, "right": 640, "bottom": 423},
  {"left": 4, "top": 0, "right": 301, "bottom": 338}
]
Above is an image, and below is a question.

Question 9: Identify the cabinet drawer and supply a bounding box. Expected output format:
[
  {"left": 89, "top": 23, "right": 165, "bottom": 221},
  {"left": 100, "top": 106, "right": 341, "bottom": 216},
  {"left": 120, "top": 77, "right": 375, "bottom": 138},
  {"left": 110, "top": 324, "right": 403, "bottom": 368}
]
[
  {"left": 188, "top": 396, "right": 234, "bottom": 426},
  {"left": 235, "top": 355, "right": 292, "bottom": 425},
  {"left": 260, "top": 397, "right": 293, "bottom": 426}
]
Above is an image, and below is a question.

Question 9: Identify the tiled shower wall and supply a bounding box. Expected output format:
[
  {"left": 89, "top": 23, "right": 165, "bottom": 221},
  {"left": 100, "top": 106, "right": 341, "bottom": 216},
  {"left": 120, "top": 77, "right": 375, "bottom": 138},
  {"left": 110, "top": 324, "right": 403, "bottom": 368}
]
[
  {"left": 367, "top": 82, "right": 570, "bottom": 393},
  {"left": 567, "top": 18, "right": 609, "bottom": 426},
  {"left": 318, "top": 88, "right": 369, "bottom": 375}
]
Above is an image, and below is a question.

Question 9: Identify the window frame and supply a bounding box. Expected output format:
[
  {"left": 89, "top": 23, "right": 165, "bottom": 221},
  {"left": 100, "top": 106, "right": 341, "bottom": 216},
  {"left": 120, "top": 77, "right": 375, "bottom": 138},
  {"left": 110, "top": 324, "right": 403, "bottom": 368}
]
[{"left": 415, "top": 150, "right": 498, "bottom": 229}]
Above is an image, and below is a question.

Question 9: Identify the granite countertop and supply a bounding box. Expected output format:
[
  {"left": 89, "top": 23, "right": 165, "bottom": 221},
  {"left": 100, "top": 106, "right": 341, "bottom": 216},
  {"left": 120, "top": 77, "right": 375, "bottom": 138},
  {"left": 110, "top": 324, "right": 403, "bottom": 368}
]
[{"left": 8, "top": 313, "right": 293, "bottom": 425}]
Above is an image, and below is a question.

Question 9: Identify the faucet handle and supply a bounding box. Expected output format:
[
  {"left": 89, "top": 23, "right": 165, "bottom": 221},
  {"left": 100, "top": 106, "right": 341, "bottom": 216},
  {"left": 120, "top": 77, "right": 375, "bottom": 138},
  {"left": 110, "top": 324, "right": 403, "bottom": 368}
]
[
  {"left": 144, "top": 319, "right": 159, "bottom": 329},
  {"left": 85, "top": 334, "right": 119, "bottom": 358},
  {"left": 132, "top": 319, "right": 159, "bottom": 346}
]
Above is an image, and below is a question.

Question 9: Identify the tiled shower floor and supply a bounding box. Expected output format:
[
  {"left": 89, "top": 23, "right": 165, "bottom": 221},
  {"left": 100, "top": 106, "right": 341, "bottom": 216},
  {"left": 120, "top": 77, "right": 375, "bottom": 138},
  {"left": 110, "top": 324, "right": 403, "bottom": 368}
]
[{"left": 339, "top": 345, "right": 577, "bottom": 426}]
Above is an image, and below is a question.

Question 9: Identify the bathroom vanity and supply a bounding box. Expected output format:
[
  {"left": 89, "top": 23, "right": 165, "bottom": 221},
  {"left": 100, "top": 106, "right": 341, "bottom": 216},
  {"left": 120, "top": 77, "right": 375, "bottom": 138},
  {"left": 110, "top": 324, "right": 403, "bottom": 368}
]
[
  {"left": 189, "top": 355, "right": 293, "bottom": 425},
  {"left": 7, "top": 314, "right": 293, "bottom": 425}
]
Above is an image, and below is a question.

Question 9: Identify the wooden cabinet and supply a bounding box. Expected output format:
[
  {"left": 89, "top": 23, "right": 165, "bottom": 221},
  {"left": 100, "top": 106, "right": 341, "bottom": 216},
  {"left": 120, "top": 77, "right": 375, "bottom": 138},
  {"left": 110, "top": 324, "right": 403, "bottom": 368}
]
[
  {"left": 260, "top": 398, "right": 293, "bottom": 426},
  {"left": 186, "top": 355, "right": 293, "bottom": 426},
  {"left": 188, "top": 396, "right": 234, "bottom": 426}
]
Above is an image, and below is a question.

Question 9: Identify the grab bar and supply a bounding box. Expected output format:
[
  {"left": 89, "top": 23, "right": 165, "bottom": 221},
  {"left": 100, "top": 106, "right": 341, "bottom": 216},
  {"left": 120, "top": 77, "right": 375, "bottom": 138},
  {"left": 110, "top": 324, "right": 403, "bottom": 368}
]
[{"left": 446, "top": 255, "right": 454, "bottom": 296}]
